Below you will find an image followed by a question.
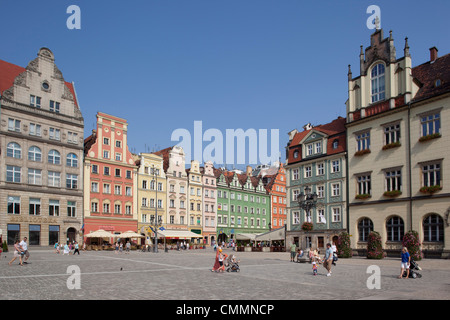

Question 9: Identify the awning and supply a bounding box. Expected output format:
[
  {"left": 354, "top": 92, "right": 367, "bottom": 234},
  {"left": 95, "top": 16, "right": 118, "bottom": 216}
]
[
  {"left": 235, "top": 233, "right": 261, "bottom": 241},
  {"left": 256, "top": 227, "right": 285, "bottom": 241},
  {"left": 156, "top": 229, "right": 204, "bottom": 239}
]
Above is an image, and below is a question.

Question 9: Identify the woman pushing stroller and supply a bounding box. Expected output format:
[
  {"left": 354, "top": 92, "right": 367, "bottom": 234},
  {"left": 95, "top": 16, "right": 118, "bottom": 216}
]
[{"left": 211, "top": 248, "right": 228, "bottom": 272}]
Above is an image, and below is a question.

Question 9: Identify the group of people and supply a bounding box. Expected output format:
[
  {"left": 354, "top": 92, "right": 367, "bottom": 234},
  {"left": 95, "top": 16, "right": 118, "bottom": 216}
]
[
  {"left": 54, "top": 241, "right": 81, "bottom": 255},
  {"left": 290, "top": 242, "right": 337, "bottom": 277},
  {"left": 115, "top": 241, "right": 132, "bottom": 254},
  {"left": 8, "top": 237, "right": 30, "bottom": 266}
]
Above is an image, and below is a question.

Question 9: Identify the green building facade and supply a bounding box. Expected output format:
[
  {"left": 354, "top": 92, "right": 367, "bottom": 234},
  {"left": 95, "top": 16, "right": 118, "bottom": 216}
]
[{"left": 214, "top": 168, "right": 270, "bottom": 243}]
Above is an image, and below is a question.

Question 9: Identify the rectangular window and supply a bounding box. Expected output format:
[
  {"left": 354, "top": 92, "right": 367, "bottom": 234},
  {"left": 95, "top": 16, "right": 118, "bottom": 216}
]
[
  {"left": 8, "top": 118, "right": 21, "bottom": 132},
  {"left": 49, "top": 100, "right": 60, "bottom": 113},
  {"left": 384, "top": 123, "right": 401, "bottom": 145},
  {"left": 293, "top": 169, "right": 299, "bottom": 180},
  {"left": 91, "top": 202, "right": 98, "bottom": 213},
  {"left": 421, "top": 113, "right": 440, "bottom": 137},
  {"left": 422, "top": 162, "right": 441, "bottom": 187},
  {"left": 317, "top": 163, "right": 324, "bottom": 176},
  {"left": 7, "top": 196, "right": 21, "bottom": 214},
  {"left": 29, "top": 123, "right": 42, "bottom": 136},
  {"left": 49, "top": 127, "right": 61, "bottom": 140},
  {"left": 49, "top": 200, "right": 60, "bottom": 216},
  {"left": 331, "top": 160, "right": 340, "bottom": 173},
  {"left": 305, "top": 166, "right": 312, "bottom": 178},
  {"left": 317, "top": 185, "right": 324, "bottom": 198},
  {"left": 385, "top": 170, "right": 402, "bottom": 192},
  {"left": 332, "top": 207, "right": 341, "bottom": 222},
  {"left": 293, "top": 211, "right": 300, "bottom": 224},
  {"left": 7, "top": 166, "right": 21, "bottom": 183},
  {"left": 66, "top": 174, "right": 78, "bottom": 189},
  {"left": 28, "top": 168, "right": 42, "bottom": 185},
  {"left": 29, "top": 198, "right": 41, "bottom": 216},
  {"left": 357, "top": 175, "right": 371, "bottom": 195},
  {"left": 68, "top": 201, "right": 76, "bottom": 217},
  {"left": 356, "top": 131, "right": 370, "bottom": 151},
  {"left": 48, "top": 171, "right": 61, "bottom": 187},
  {"left": 68, "top": 132, "right": 78, "bottom": 144},
  {"left": 332, "top": 183, "right": 340, "bottom": 197},
  {"left": 29, "top": 225, "right": 41, "bottom": 245},
  {"left": 30, "top": 95, "right": 41, "bottom": 108},
  {"left": 92, "top": 165, "right": 98, "bottom": 174}
]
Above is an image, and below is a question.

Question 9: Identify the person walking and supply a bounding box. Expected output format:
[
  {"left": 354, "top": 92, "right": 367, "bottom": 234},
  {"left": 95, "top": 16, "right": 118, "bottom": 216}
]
[
  {"left": 331, "top": 242, "right": 338, "bottom": 266},
  {"left": 19, "top": 237, "right": 30, "bottom": 264},
  {"left": 8, "top": 240, "right": 24, "bottom": 266},
  {"left": 125, "top": 241, "right": 131, "bottom": 254},
  {"left": 323, "top": 243, "right": 333, "bottom": 277},
  {"left": 290, "top": 241, "right": 296, "bottom": 262},
  {"left": 73, "top": 241, "right": 80, "bottom": 255},
  {"left": 399, "top": 247, "right": 410, "bottom": 279}
]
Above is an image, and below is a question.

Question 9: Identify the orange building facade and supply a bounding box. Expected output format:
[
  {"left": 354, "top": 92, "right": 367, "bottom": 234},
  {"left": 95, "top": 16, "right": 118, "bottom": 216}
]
[{"left": 83, "top": 112, "right": 138, "bottom": 240}]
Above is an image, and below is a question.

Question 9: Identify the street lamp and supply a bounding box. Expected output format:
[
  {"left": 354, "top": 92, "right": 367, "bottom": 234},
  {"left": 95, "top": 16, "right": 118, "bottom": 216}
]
[
  {"left": 297, "top": 185, "right": 318, "bottom": 214},
  {"left": 297, "top": 185, "right": 318, "bottom": 249},
  {"left": 150, "top": 164, "right": 162, "bottom": 253}
]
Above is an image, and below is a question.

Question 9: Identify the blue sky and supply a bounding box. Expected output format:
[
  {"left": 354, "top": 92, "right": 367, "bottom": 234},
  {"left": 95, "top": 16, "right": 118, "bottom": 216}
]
[{"left": 1, "top": 0, "right": 449, "bottom": 167}]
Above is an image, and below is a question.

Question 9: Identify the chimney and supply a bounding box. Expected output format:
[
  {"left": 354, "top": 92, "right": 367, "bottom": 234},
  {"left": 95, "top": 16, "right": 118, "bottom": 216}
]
[
  {"left": 246, "top": 165, "right": 252, "bottom": 176},
  {"left": 430, "top": 47, "right": 438, "bottom": 62}
]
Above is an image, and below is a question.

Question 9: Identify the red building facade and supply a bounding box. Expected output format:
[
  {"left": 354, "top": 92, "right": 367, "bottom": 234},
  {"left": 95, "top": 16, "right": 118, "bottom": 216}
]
[{"left": 83, "top": 112, "right": 138, "bottom": 240}]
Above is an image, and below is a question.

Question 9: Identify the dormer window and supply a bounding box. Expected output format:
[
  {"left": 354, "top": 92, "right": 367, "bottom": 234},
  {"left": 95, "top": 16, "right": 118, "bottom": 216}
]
[
  {"left": 435, "top": 79, "right": 442, "bottom": 87},
  {"left": 332, "top": 139, "right": 339, "bottom": 149},
  {"left": 371, "top": 63, "right": 385, "bottom": 103},
  {"left": 293, "top": 150, "right": 299, "bottom": 159}
]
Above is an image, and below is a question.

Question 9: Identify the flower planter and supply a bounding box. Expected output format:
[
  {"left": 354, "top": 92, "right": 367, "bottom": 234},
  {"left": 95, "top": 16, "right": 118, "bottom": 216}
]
[
  {"left": 419, "top": 133, "right": 441, "bottom": 142},
  {"left": 419, "top": 185, "right": 442, "bottom": 194},
  {"left": 354, "top": 149, "right": 371, "bottom": 156},
  {"left": 383, "top": 190, "right": 402, "bottom": 198},
  {"left": 382, "top": 142, "right": 401, "bottom": 150},
  {"left": 301, "top": 222, "right": 313, "bottom": 232},
  {"left": 355, "top": 194, "right": 371, "bottom": 200}
]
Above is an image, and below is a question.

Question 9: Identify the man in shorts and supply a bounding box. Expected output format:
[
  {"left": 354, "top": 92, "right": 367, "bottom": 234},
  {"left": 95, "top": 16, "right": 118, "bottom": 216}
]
[
  {"left": 19, "top": 237, "right": 30, "bottom": 264},
  {"left": 323, "top": 243, "right": 333, "bottom": 276},
  {"left": 290, "top": 241, "right": 296, "bottom": 262}
]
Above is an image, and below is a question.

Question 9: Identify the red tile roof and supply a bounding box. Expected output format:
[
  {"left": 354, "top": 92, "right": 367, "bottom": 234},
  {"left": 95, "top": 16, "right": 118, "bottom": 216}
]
[
  {"left": 0, "top": 58, "right": 79, "bottom": 107},
  {"left": 412, "top": 53, "right": 450, "bottom": 102},
  {"left": 287, "top": 116, "right": 346, "bottom": 165}
]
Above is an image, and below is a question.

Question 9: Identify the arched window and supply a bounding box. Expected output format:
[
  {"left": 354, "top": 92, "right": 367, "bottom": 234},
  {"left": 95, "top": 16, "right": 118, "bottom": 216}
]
[
  {"left": 358, "top": 218, "right": 373, "bottom": 242},
  {"left": 7, "top": 142, "right": 21, "bottom": 158},
  {"left": 48, "top": 149, "right": 61, "bottom": 165},
  {"left": 386, "top": 216, "right": 404, "bottom": 242},
  {"left": 423, "top": 214, "right": 444, "bottom": 242},
  {"left": 28, "top": 146, "right": 42, "bottom": 162},
  {"left": 371, "top": 63, "right": 385, "bottom": 103},
  {"left": 66, "top": 153, "right": 78, "bottom": 167}
]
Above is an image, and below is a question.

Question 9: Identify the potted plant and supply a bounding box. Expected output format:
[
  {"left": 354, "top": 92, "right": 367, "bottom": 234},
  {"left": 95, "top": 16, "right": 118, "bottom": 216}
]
[
  {"left": 367, "top": 231, "right": 384, "bottom": 259},
  {"left": 402, "top": 230, "right": 423, "bottom": 261},
  {"left": 337, "top": 232, "right": 352, "bottom": 258},
  {"left": 301, "top": 222, "right": 313, "bottom": 232}
]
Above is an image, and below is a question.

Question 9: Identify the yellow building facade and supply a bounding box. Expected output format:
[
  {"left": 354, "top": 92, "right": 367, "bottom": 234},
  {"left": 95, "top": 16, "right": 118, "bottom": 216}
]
[{"left": 136, "top": 153, "right": 166, "bottom": 244}]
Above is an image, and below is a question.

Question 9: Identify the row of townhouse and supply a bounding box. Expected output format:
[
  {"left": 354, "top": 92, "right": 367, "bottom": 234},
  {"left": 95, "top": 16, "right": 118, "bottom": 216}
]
[
  {"left": 285, "top": 29, "right": 450, "bottom": 258},
  {"left": 0, "top": 48, "right": 286, "bottom": 246}
]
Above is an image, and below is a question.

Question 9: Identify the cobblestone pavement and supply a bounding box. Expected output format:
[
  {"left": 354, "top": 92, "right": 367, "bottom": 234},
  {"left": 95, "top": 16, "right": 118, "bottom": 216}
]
[{"left": 1, "top": 247, "right": 449, "bottom": 300}]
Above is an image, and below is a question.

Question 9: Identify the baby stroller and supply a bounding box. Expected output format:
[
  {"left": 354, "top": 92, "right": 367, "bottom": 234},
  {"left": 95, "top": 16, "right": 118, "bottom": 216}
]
[
  {"left": 226, "top": 254, "right": 240, "bottom": 272},
  {"left": 404, "top": 257, "right": 422, "bottom": 278}
]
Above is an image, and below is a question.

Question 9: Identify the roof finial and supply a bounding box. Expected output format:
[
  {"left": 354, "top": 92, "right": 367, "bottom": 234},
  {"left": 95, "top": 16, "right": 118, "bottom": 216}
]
[{"left": 404, "top": 37, "right": 410, "bottom": 57}]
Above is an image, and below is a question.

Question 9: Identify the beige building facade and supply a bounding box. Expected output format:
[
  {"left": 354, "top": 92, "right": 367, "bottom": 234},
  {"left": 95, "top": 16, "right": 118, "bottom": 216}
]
[
  {"left": 0, "top": 48, "right": 84, "bottom": 246},
  {"left": 346, "top": 30, "right": 450, "bottom": 258}
]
